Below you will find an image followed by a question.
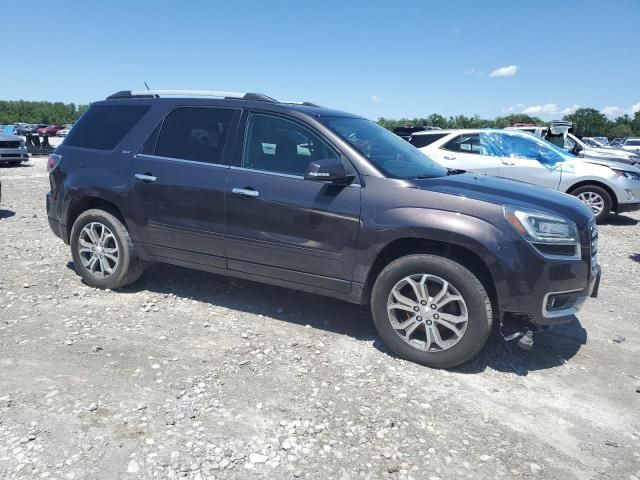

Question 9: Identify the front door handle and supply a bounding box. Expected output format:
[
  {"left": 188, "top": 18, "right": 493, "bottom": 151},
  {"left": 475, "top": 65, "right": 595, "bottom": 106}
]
[
  {"left": 443, "top": 156, "right": 457, "bottom": 160},
  {"left": 232, "top": 187, "right": 260, "bottom": 198},
  {"left": 134, "top": 173, "right": 157, "bottom": 183}
]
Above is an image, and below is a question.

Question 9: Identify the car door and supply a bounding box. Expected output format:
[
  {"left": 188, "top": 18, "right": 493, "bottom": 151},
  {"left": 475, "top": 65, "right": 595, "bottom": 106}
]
[
  {"left": 436, "top": 133, "right": 502, "bottom": 175},
  {"left": 482, "top": 132, "right": 563, "bottom": 190},
  {"left": 129, "top": 106, "right": 239, "bottom": 268},
  {"left": 224, "top": 111, "right": 361, "bottom": 293}
]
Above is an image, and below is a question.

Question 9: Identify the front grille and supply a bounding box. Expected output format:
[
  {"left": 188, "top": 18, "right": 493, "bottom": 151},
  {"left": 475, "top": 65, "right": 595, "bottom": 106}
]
[{"left": 0, "top": 141, "right": 20, "bottom": 148}]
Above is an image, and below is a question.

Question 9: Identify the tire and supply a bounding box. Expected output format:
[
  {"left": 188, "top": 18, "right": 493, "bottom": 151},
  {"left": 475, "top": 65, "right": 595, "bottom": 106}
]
[
  {"left": 9, "top": 161, "right": 21, "bottom": 166},
  {"left": 371, "top": 254, "right": 493, "bottom": 369},
  {"left": 70, "top": 209, "right": 144, "bottom": 289},
  {"left": 570, "top": 185, "right": 612, "bottom": 223}
]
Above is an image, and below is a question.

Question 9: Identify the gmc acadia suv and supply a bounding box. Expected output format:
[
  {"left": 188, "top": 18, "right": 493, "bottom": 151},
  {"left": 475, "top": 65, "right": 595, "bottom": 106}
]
[{"left": 46, "top": 90, "right": 600, "bottom": 368}]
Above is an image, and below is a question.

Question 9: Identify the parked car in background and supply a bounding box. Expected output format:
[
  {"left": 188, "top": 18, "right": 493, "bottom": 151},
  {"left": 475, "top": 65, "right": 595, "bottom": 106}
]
[
  {"left": 56, "top": 124, "right": 74, "bottom": 137},
  {"left": 37, "top": 125, "right": 66, "bottom": 136},
  {"left": 46, "top": 88, "right": 601, "bottom": 368},
  {"left": 583, "top": 137, "right": 607, "bottom": 147},
  {"left": 0, "top": 131, "right": 29, "bottom": 166},
  {"left": 620, "top": 138, "right": 640, "bottom": 153},
  {"left": 593, "top": 136, "right": 609, "bottom": 146},
  {"left": 15, "top": 124, "right": 46, "bottom": 136},
  {"left": 611, "top": 138, "right": 625, "bottom": 147},
  {"left": 412, "top": 128, "right": 640, "bottom": 222},
  {"left": 507, "top": 126, "right": 639, "bottom": 165},
  {"left": 392, "top": 125, "right": 441, "bottom": 141}
]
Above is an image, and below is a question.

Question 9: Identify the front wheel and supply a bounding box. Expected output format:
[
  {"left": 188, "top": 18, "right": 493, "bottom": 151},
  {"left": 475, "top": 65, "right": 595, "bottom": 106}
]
[
  {"left": 70, "top": 209, "right": 144, "bottom": 289},
  {"left": 570, "top": 185, "right": 612, "bottom": 223},
  {"left": 371, "top": 254, "right": 493, "bottom": 369}
]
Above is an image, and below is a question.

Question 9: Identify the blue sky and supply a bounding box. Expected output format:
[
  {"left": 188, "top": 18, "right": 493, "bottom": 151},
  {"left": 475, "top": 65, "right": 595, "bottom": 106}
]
[{"left": 1, "top": 0, "right": 638, "bottom": 120}]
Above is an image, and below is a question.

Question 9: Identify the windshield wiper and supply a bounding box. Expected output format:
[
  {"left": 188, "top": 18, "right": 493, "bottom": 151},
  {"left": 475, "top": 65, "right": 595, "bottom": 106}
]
[{"left": 446, "top": 168, "right": 466, "bottom": 175}]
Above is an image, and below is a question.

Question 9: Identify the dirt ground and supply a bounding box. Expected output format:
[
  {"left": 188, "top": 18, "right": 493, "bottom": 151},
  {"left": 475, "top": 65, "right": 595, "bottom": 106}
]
[{"left": 1, "top": 156, "right": 639, "bottom": 480}]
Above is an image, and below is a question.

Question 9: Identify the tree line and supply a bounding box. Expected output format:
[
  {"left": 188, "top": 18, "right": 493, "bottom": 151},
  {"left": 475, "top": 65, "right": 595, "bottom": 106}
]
[
  {"left": 379, "top": 108, "right": 640, "bottom": 139},
  {"left": 2, "top": 100, "right": 639, "bottom": 139},
  {"left": 0, "top": 100, "right": 89, "bottom": 124}
]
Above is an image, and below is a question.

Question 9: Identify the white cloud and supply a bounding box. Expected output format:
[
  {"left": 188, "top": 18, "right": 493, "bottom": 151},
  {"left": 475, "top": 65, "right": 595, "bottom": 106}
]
[
  {"left": 631, "top": 102, "right": 640, "bottom": 114},
  {"left": 370, "top": 94, "right": 383, "bottom": 103},
  {"left": 559, "top": 104, "right": 580, "bottom": 115},
  {"left": 502, "top": 103, "right": 525, "bottom": 113},
  {"left": 489, "top": 65, "right": 518, "bottom": 77},
  {"left": 601, "top": 106, "right": 620, "bottom": 117},
  {"left": 522, "top": 103, "right": 558, "bottom": 114}
]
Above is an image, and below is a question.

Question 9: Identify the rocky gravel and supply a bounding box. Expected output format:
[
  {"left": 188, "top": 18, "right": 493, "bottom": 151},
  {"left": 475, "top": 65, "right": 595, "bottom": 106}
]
[{"left": 1, "top": 157, "right": 639, "bottom": 479}]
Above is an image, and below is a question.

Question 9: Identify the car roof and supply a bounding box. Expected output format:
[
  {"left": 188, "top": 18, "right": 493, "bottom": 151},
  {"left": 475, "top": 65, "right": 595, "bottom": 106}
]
[{"left": 97, "top": 90, "right": 364, "bottom": 120}]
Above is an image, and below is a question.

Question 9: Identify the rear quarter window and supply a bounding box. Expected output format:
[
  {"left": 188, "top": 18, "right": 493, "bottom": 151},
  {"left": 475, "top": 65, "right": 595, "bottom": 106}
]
[{"left": 64, "top": 105, "right": 149, "bottom": 150}]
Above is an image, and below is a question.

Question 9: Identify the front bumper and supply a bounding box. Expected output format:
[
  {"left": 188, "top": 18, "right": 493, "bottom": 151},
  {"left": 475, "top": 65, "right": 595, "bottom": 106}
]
[
  {"left": 0, "top": 148, "right": 28, "bottom": 162},
  {"left": 617, "top": 201, "right": 640, "bottom": 214}
]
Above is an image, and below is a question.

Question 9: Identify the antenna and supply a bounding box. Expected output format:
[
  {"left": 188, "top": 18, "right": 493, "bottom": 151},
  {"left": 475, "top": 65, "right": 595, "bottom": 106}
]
[{"left": 144, "top": 81, "right": 151, "bottom": 91}]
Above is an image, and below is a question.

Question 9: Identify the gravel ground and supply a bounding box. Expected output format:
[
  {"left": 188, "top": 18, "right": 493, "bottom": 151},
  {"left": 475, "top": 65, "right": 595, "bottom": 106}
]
[{"left": 1, "top": 156, "right": 639, "bottom": 480}]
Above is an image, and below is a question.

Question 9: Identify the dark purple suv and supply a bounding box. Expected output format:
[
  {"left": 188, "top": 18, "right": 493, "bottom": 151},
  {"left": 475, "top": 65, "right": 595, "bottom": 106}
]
[{"left": 46, "top": 90, "right": 600, "bottom": 368}]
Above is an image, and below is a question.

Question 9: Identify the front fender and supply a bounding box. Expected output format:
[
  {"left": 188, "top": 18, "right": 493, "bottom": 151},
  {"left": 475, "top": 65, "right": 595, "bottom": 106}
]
[{"left": 354, "top": 206, "right": 516, "bottom": 282}]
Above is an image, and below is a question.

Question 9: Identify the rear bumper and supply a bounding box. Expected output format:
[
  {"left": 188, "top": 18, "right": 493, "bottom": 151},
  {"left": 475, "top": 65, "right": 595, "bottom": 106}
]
[{"left": 46, "top": 192, "right": 68, "bottom": 244}]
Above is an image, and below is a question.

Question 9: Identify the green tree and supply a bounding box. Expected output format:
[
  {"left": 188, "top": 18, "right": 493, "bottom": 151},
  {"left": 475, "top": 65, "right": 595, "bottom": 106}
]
[{"left": 563, "top": 108, "right": 608, "bottom": 137}]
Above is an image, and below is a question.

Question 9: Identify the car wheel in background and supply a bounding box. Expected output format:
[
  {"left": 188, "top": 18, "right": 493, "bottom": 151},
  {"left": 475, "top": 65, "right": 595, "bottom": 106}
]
[
  {"left": 570, "top": 185, "right": 612, "bottom": 223},
  {"left": 70, "top": 209, "right": 144, "bottom": 289},
  {"left": 371, "top": 254, "right": 493, "bottom": 369}
]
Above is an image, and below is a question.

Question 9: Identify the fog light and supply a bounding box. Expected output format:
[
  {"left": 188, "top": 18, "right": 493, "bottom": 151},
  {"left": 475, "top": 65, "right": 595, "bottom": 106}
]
[{"left": 626, "top": 189, "right": 636, "bottom": 201}]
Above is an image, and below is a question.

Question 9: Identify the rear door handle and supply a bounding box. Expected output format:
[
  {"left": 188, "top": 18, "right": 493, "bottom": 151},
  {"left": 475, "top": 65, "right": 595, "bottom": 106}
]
[
  {"left": 134, "top": 173, "right": 157, "bottom": 183},
  {"left": 232, "top": 187, "right": 259, "bottom": 198}
]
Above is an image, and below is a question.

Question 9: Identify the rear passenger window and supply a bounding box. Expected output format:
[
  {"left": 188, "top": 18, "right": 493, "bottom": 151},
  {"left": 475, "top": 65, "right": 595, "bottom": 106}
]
[
  {"left": 154, "top": 107, "right": 235, "bottom": 163},
  {"left": 243, "top": 113, "right": 338, "bottom": 176},
  {"left": 410, "top": 133, "right": 448, "bottom": 148},
  {"left": 443, "top": 134, "right": 485, "bottom": 154},
  {"left": 64, "top": 105, "right": 149, "bottom": 150}
]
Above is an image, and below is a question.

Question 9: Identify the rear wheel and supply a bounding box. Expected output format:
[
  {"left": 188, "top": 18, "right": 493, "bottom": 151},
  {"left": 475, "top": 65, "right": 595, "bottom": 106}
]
[
  {"left": 70, "top": 209, "right": 144, "bottom": 289},
  {"left": 371, "top": 254, "right": 493, "bottom": 368},
  {"left": 9, "top": 160, "right": 21, "bottom": 166},
  {"left": 570, "top": 185, "right": 612, "bottom": 223}
]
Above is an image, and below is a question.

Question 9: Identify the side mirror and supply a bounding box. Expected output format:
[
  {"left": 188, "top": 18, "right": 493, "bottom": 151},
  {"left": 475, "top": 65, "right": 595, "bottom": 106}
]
[
  {"left": 571, "top": 144, "right": 583, "bottom": 156},
  {"left": 304, "top": 158, "right": 354, "bottom": 184}
]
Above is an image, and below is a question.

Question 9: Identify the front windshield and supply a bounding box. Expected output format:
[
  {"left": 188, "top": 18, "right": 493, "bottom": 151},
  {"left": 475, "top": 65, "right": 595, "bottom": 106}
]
[
  {"left": 626, "top": 139, "right": 640, "bottom": 146},
  {"left": 481, "top": 131, "right": 569, "bottom": 167},
  {"left": 320, "top": 117, "right": 448, "bottom": 179}
]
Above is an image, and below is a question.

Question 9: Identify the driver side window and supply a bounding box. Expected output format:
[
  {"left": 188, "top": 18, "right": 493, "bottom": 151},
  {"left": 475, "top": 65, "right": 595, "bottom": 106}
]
[{"left": 242, "top": 113, "right": 338, "bottom": 176}]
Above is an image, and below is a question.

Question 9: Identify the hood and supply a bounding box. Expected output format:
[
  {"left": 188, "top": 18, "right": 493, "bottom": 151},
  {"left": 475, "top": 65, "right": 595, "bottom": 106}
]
[
  {"left": 580, "top": 157, "right": 640, "bottom": 171},
  {"left": 0, "top": 132, "right": 22, "bottom": 141},
  {"left": 411, "top": 172, "right": 594, "bottom": 225}
]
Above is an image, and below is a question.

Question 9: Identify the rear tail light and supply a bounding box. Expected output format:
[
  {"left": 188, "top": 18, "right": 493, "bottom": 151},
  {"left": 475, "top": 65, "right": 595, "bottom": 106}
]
[{"left": 47, "top": 153, "right": 62, "bottom": 173}]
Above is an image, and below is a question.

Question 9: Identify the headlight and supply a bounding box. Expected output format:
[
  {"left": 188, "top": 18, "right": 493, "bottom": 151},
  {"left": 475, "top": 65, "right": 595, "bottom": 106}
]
[
  {"left": 613, "top": 169, "right": 640, "bottom": 181},
  {"left": 503, "top": 206, "right": 581, "bottom": 258}
]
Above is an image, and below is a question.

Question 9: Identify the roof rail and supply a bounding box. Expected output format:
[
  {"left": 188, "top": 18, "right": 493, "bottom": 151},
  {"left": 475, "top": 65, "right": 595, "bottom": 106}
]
[
  {"left": 106, "top": 90, "right": 278, "bottom": 102},
  {"left": 279, "top": 100, "right": 322, "bottom": 107}
]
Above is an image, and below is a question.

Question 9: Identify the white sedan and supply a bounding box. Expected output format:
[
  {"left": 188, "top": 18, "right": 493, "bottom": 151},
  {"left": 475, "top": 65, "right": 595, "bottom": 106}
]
[{"left": 410, "top": 128, "right": 640, "bottom": 222}]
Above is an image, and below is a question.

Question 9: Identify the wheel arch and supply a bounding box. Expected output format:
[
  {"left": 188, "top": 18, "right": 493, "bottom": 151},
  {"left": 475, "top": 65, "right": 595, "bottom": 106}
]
[
  {"left": 66, "top": 196, "right": 129, "bottom": 241},
  {"left": 566, "top": 180, "right": 617, "bottom": 212},
  {"left": 363, "top": 237, "right": 498, "bottom": 315}
]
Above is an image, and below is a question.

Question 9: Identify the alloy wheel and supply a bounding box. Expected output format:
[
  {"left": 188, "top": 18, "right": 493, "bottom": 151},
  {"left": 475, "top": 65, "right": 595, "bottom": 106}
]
[
  {"left": 78, "top": 222, "right": 119, "bottom": 279},
  {"left": 577, "top": 191, "right": 605, "bottom": 216},
  {"left": 387, "top": 274, "right": 469, "bottom": 352}
]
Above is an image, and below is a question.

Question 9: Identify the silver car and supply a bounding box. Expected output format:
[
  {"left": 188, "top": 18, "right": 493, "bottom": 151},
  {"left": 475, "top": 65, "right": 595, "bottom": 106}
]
[
  {"left": 0, "top": 132, "right": 29, "bottom": 166},
  {"left": 412, "top": 128, "right": 640, "bottom": 222}
]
